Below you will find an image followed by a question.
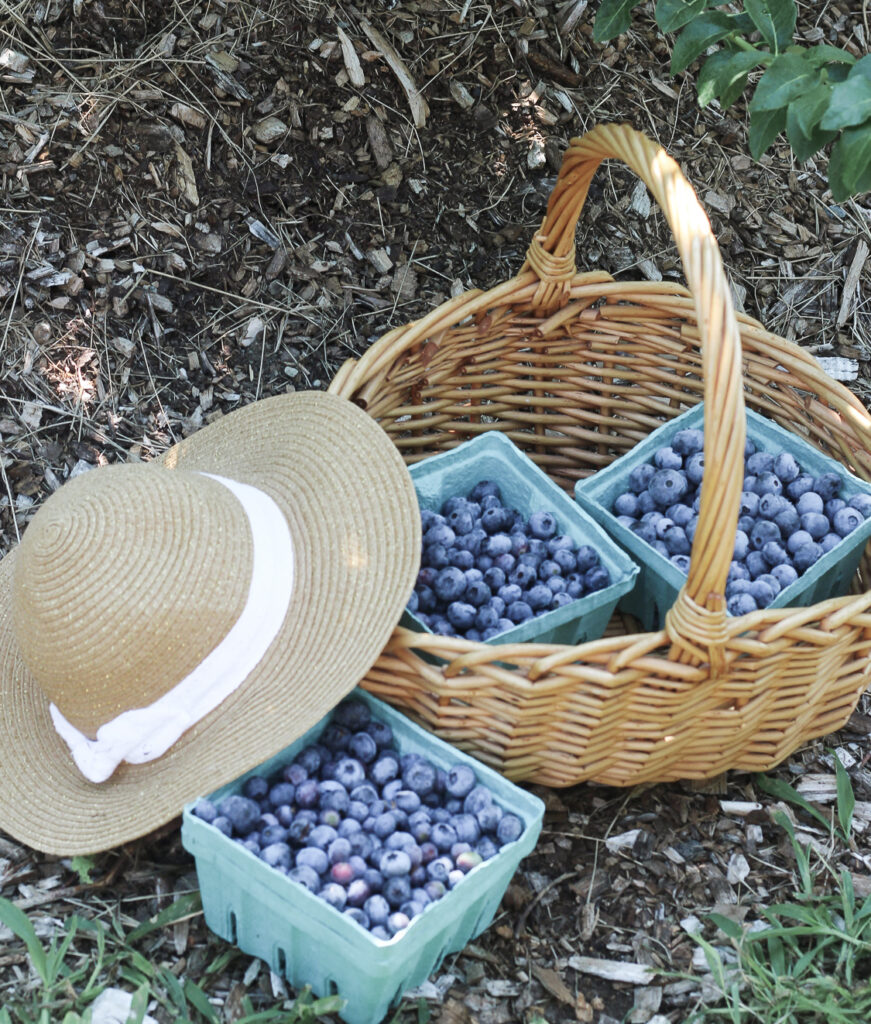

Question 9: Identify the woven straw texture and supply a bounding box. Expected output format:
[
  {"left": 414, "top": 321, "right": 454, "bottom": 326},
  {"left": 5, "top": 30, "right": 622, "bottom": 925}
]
[{"left": 329, "top": 123, "right": 871, "bottom": 788}]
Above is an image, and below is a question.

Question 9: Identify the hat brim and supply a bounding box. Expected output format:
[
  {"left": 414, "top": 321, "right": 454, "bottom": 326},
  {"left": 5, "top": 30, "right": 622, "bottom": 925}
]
[{"left": 0, "top": 392, "right": 420, "bottom": 854}]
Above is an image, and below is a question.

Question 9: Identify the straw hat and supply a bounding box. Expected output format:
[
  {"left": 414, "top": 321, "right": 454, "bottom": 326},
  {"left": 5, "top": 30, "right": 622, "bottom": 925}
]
[{"left": 0, "top": 391, "right": 421, "bottom": 855}]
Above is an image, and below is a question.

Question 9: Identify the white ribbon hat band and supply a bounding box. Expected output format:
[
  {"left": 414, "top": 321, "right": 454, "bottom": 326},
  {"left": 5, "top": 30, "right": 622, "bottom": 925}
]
[{"left": 49, "top": 473, "right": 295, "bottom": 783}]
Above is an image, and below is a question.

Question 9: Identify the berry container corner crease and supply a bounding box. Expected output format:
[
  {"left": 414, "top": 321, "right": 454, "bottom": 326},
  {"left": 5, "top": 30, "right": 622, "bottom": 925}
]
[
  {"left": 574, "top": 403, "right": 871, "bottom": 631},
  {"left": 181, "top": 689, "right": 544, "bottom": 1024}
]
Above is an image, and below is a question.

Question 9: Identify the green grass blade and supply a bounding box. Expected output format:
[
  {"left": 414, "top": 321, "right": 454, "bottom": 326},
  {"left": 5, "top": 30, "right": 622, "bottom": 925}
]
[
  {"left": 0, "top": 897, "right": 48, "bottom": 984},
  {"left": 755, "top": 772, "right": 835, "bottom": 833},
  {"left": 834, "top": 755, "right": 855, "bottom": 841},
  {"left": 125, "top": 892, "right": 202, "bottom": 944},
  {"left": 182, "top": 979, "right": 219, "bottom": 1023}
]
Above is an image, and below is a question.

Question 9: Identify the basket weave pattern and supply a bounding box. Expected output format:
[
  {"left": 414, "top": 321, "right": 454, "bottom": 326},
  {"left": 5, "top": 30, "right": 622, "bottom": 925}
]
[{"left": 329, "top": 124, "right": 871, "bottom": 787}]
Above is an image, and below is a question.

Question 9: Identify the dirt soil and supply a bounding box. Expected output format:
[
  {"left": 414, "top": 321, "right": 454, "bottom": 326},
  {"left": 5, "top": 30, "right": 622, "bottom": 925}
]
[{"left": 2, "top": 0, "right": 871, "bottom": 1021}]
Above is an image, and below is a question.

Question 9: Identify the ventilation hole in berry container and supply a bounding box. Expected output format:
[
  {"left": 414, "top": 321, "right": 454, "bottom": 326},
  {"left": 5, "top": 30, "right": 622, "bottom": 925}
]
[
  {"left": 326, "top": 978, "right": 339, "bottom": 996},
  {"left": 276, "top": 947, "right": 288, "bottom": 976},
  {"left": 228, "top": 910, "right": 238, "bottom": 944}
]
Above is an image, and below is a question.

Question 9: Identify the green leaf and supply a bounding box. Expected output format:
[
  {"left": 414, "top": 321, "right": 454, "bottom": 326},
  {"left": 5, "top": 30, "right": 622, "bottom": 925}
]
[
  {"left": 850, "top": 54, "right": 871, "bottom": 80},
  {"left": 708, "top": 912, "right": 744, "bottom": 940},
  {"left": 828, "top": 124, "right": 871, "bottom": 200},
  {"left": 70, "top": 855, "right": 95, "bottom": 885},
  {"left": 801, "top": 44, "right": 856, "bottom": 68},
  {"left": 697, "top": 49, "right": 766, "bottom": 108},
  {"left": 593, "top": 0, "right": 641, "bottom": 43},
  {"left": 671, "top": 13, "right": 735, "bottom": 75},
  {"left": 750, "top": 52, "right": 819, "bottom": 111},
  {"left": 786, "top": 100, "right": 836, "bottom": 160},
  {"left": 820, "top": 75, "right": 871, "bottom": 130},
  {"left": 792, "top": 78, "right": 832, "bottom": 133},
  {"left": 749, "top": 105, "right": 787, "bottom": 158},
  {"left": 656, "top": 0, "right": 707, "bottom": 33},
  {"left": 834, "top": 754, "right": 855, "bottom": 840},
  {"left": 126, "top": 892, "right": 202, "bottom": 943},
  {"left": 745, "top": 0, "right": 796, "bottom": 52},
  {"left": 0, "top": 897, "right": 48, "bottom": 984},
  {"left": 183, "top": 979, "right": 219, "bottom": 1023},
  {"left": 754, "top": 773, "right": 833, "bottom": 832}
]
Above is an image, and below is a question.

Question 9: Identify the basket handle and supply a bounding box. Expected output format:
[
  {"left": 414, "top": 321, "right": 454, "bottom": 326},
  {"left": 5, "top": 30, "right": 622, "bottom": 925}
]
[{"left": 526, "top": 123, "right": 746, "bottom": 666}]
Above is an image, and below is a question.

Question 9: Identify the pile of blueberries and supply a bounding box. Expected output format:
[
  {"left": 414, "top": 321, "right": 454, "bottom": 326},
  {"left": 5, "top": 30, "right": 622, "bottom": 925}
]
[
  {"left": 192, "top": 699, "right": 525, "bottom": 941},
  {"left": 610, "top": 426, "right": 871, "bottom": 615},
  {"left": 408, "top": 479, "right": 613, "bottom": 640}
]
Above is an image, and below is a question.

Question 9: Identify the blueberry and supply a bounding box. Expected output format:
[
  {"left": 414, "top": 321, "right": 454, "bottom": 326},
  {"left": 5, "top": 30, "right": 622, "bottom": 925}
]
[
  {"left": 351, "top": 781, "right": 380, "bottom": 806},
  {"left": 614, "top": 492, "right": 639, "bottom": 517},
  {"left": 451, "top": 812, "right": 481, "bottom": 844},
  {"left": 727, "top": 592, "right": 758, "bottom": 616},
  {"left": 260, "top": 823, "right": 289, "bottom": 846},
  {"left": 261, "top": 842, "right": 293, "bottom": 869},
  {"left": 849, "top": 493, "right": 871, "bottom": 518},
  {"left": 481, "top": 506, "right": 512, "bottom": 534},
  {"left": 583, "top": 566, "right": 611, "bottom": 592},
  {"left": 380, "top": 849, "right": 412, "bottom": 877},
  {"left": 653, "top": 446, "right": 683, "bottom": 471},
  {"left": 448, "top": 548, "right": 475, "bottom": 570},
  {"left": 800, "top": 513, "right": 830, "bottom": 541},
  {"left": 629, "top": 463, "right": 657, "bottom": 493},
  {"left": 193, "top": 798, "right": 218, "bottom": 823},
  {"left": 630, "top": 522, "right": 657, "bottom": 544},
  {"left": 834, "top": 506, "right": 863, "bottom": 537},
  {"left": 364, "top": 894, "right": 391, "bottom": 927},
  {"left": 793, "top": 542, "right": 823, "bottom": 572},
  {"left": 211, "top": 815, "right": 232, "bottom": 837},
  {"left": 748, "top": 579, "right": 776, "bottom": 608},
  {"left": 743, "top": 475, "right": 757, "bottom": 495},
  {"left": 498, "top": 583, "right": 522, "bottom": 605},
  {"left": 424, "top": 523, "right": 456, "bottom": 550},
  {"left": 757, "top": 493, "right": 789, "bottom": 520},
  {"left": 483, "top": 566, "right": 506, "bottom": 592},
  {"left": 446, "top": 601, "right": 476, "bottom": 632},
  {"left": 762, "top": 540, "right": 788, "bottom": 567},
  {"left": 476, "top": 803, "right": 503, "bottom": 832},
  {"left": 332, "top": 699, "right": 371, "bottom": 733},
  {"left": 670, "top": 554, "right": 691, "bottom": 574},
  {"left": 365, "top": 719, "right": 394, "bottom": 749},
  {"left": 320, "top": 723, "right": 351, "bottom": 753},
  {"left": 726, "top": 579, "right": 752, "bottom": 597},
  {"left": 685, "top": 453, "right": 705, "bottom": 486},
  {"left": 795, "top": 491, "right": 823, "bottom": 516},
  {"left": 672, "top": 428, "right": 704, "bottom": 456},
  {"left": 463, "top": 785, "right": 492, "bottom": 816},
  {"left": 403, "top": 760, "right": 438, "bottom": 796},
  {"left": 547, "top": 576, "right": 567, "bottom": 595},
  {"left": 825, "top": 498, "right": 846, "bottom": 521},
  {"left": 509, "top": 565, "right": 538, "bottom": 592},
  {"left": 746, "top": 451, "right": 774, "bottom": 476},
  {"left": 773, "top": 451, "right": 800, "bottom": 484},
  {"left": 773, "top": 506, "right": 800, "bottom": 535},
  {"left": 663, "top": 526, "right": 690, "bottom": 556},
  {"left": 525, "top": 583, "right": 552, "bottom": 611},
  {"left": 727, "top": 561, "right": 751, "bottom": 583},
  {"left": 331, "top": 758, "right": 365, "bottom": 791},
  {"left": 469, "top": 480, "right": 501, "bottom": 502},
  {"left": 383, "top": 875, "right": 412, "bottom": 908},
  {"left": 753, "top": 472, "right": 782, "bottom": 497},
  {"left": 666, "top": 503, "right": 694, "bottom": 529},
  {"left": 447, "top": 508, "right": 475, "bottom": 536},
  {"left": 434, "top": 567, "right": 467, "bottom": 603},
  {"left": 820, "top": 532, "right": 842, "bottom": 553},
  {"left": 346, "top": 879, "right": 371, "bottom": 909},
  {"left": 426, "top": 856, "right": 454, "bottom": 884},
  {"left": 750, "top": 520, "right": 781, "bottom": 550},
  {"left": 756, "top": 572, "right": 781, "bottom": 596},
  {"left": 649, "top": 469, "right": 688, "bottom": 508},
  {"left": 243, "top": 776, "right": 269, "bottom": 801},
  {"left": 496, "top": 813, "right": 524, "bottom": 845},
  {"left": 344, "top": 907, "right": 370, "bottom": 929},
  {"left": 574, "top": 546, "right": 598, "bottom": 572},
  {"left": 217, "top": 795, "right": 261, "bottom": 835},
  {"left": 475, "top": 836, "right": 499, "bottom": 861},
  {"left": 637, "top": 491, "right": 657, "bottom": 514},
  {"left": 745, "top": 551, "right": 769, "bottom": 579},
  {"left": 527, "top": 510, "right": 557, "bottom": 540},
  {"left": 731, "top": 530, "right": 749, "bottom": 562},
  {"left": 445, "top": 764, "right": 477, "bottom": 798},
  {"left": 319, "top": 882, "right": 348, "bottom": 911},
  {"left": 786, "top": 474, "right": 815, "bottom": 501},
  {"left": 813, "top": 472, "right": 842, "bottom": 502},
  {"left": 745, "top": 437, "right": 757, "bottom": 457},
  {"left": 507, "top": 600, "right": 533, "bottom": 624},
  {"left": 770, "top": 563, "right": 798, "bottom": 590},
  {"left": 308, "top": 824, "right": 338, "bottom": 850},
  {"left": 738, "top": 491, "right": 759, "bottom": 518}
]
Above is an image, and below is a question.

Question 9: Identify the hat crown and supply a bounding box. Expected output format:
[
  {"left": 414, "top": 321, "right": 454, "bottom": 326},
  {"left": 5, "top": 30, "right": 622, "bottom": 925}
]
[{"left": 12, "top": 465, "right": 253, "bottom": 738}]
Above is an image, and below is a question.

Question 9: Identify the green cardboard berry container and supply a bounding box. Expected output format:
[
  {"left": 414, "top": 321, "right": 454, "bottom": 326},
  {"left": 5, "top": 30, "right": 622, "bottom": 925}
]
[
  {"left": 181, "top": 689, "right": 544, "bottom": 1024},
  {"left": 405, "top": 431, "right": 639, "bottom": 648},
  {"left": 575, "top": 404, "right": 871, "bottom": 631}
]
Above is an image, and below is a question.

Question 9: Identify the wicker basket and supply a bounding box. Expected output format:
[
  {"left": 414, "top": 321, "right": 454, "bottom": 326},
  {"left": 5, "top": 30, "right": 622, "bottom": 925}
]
[{"left": 328, "top": 123, "right": 871, "bottom": 788}]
